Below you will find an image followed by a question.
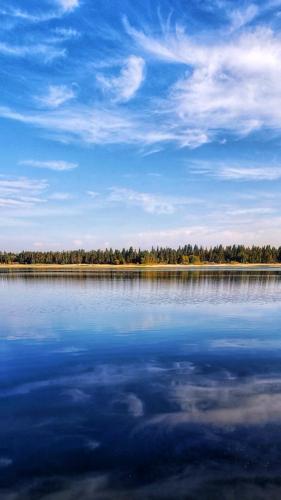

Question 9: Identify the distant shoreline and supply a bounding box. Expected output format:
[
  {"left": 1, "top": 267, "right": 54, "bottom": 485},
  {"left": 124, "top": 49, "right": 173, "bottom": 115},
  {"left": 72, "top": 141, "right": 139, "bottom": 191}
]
[{"left": 1, "top": 263, "right": 281, "bottom": 270}]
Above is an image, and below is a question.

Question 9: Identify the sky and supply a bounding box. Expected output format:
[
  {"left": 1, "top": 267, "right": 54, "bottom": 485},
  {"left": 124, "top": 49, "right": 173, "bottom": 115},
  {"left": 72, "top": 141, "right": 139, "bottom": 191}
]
[{"left": 1, "top": 0, "right": 281, "bottom": 250}]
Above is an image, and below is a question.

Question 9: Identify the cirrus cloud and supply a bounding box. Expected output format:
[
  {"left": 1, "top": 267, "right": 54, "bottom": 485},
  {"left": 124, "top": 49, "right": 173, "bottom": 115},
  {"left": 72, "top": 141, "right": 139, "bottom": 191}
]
[
  {"left": 125, "top": 18, "right": 281, "bottom": 142},
  {"left": 97, "top": 55, "right": 145, "bottom": 102},
  {"left": 108, "top": 187, "right": 200, "bottom": 214},
  {"left": 0, "top": 177, "right": 48, "bottom": 209},
  {"left": 56, "top": 0, "right": 80, "bottom": 12},
  {"left": 20, "top": 159, "right": 78, "bottom": 171},
  {"left": 36, "top": 85, "right": 76, "bottom": 108}
]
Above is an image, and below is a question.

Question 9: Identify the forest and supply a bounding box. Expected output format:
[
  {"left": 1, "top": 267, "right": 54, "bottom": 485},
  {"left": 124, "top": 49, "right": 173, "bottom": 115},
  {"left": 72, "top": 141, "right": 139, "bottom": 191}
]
[{"left": 0, "top": 245, "right": 281, "bottom": 265}]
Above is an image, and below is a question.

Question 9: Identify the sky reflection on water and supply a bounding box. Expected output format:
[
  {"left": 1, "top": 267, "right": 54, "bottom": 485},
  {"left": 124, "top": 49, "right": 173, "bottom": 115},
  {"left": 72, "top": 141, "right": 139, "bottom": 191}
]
[{"left": 1, "top": 270, "right": 281, "bottom": 499}]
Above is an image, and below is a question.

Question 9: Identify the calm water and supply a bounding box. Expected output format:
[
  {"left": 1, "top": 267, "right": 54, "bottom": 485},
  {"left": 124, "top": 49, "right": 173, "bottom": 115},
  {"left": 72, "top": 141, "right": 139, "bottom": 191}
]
[{"left": 1, "top": 269, "right": 281, "bottom": 499}]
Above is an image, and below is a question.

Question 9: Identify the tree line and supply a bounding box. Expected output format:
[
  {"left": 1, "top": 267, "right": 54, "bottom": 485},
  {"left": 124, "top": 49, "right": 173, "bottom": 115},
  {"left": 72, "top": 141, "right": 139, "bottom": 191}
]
[{"left": 0, "top": 245, "right": 281, "bottom": 265}]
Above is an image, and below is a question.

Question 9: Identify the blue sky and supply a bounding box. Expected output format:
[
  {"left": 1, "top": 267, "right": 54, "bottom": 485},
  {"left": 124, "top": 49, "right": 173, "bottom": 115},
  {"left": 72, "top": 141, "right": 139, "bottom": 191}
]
[{"left": 1, "top": 0, "right": 281, "bottom": 250}]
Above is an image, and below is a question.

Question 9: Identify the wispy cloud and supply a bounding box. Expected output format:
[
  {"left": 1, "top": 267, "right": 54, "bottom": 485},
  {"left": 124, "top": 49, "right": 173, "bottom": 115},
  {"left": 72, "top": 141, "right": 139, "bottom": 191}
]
[
  {"left": 0, "top": 177, "right": 48, "bottom": 209},
  {"left": 20, "top": 160, "right": 78, "bottom": 171},
  {"left": 133, "top": 226, "right": 208, "bottom": 246},
  {"left": 36, "top": 85, "right": 76, "bottom": 108},
  {"left": 53, "top": 27, "right": 80, "bottom": 39},
  {"left": 217, "top": 166, "right": 281, "bottom": 181},
  {"left": 108, "top": 187, "right": 199, "bottom": 214},
  {"left": 0, "top": 105, "right": 176, "bottom": 146},
  {"left": 2, "top": 3, "right": 281, "bottom": 153},
  {"left": 5, "top": 16, "right": 281, "bottom": 148},
  {"left": 49, "top": 192, "right": 72, "bottom": 200},
  {"left": 87, "top": 191, "right": 100, "bottom": 199},
  {"left": 228, "top": 4, "right": 259, "bottom": 32},
  {"left": 0, "top": 42, "right": 66, "bottom": 61},
  {"left": 97, "top": 55, "right": 145, "bottom": 102},
  {"left": 0, "top": 104, "right": 209, "bottom": 148},
  {"left": 0, "top": 197, "right": 40, "bottom": 208},
  {"left": 190, "top": 161, "right": 281, "bottom": 181},
  {"left": 126, "top": 393, "right": 144, "bottom": 417},
  {"left": 0, "top": 0, "right": 80, "bottom": 24},
  {"left": 56, "top": 0, "right": 80, "bottom": 12},
  {"left": 0, "top": 7, "right": 59, "bottom": 23},
  {"left": 0, "top": 177, "right": 48, "bottom": 193},
  {"left": 0, "top": 457, "right": 12, "bottom": 468},
  {"left": 226, "top": 207, "right": 275, "bottom": 216},
  {"left": 125, "top": 19, "right": 281, "bottom": 142},
  {"left": 126, "top": 210, "right": 281, "bottom": 246}
]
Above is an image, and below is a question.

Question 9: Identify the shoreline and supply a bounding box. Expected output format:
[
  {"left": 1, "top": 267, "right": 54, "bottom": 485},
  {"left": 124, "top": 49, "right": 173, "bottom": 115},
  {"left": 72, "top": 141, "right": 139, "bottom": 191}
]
[{"left": 1, "top": 263, "right": 281, "bottom": 270}]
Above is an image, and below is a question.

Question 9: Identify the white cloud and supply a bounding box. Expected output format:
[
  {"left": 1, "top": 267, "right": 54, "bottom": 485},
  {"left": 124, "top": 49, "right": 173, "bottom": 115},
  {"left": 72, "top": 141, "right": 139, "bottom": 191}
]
[
  {"left": 190, "top": 161, "right": 281, "bottom": 181},
  {"left": 3, "top": 2, "right": 281, "bottom": 154},
  {"left": 0, "top": 177, "right": 48, "bottom": 209},
  {"left": 226, "top": 207, "right": 275, "bottom": 216},
  {"left": 0, "top": 197, "right": 40, "bottom": 208},
  {"left": 122, "top": 214, "right": 281, "bottom": 247},
  {"left": 0, "top": 457, "right": 12, "bottom": 468},
  {"left": 3, "top": 13, "right": 281, "bottom": 151},
  {"left": 125, "top": 20, "right": 281, "bottom": 142},
  {"left": 64, "top": 388, "right": 91, "bottom": 402},
  {"left": 97, "top": 55, "right": 145, "bottom": 102},
  {"left": 146, "top": 375, "right": 281, "bottom": 427},
  {"left": 49, "top": 192, "right": 72, "bottom": 200},
  {"left": 56, "top": 0, "right": 80, "bottom": 12},
  {"left": 229, "top": 4, "right": 259, "bottom": 32},
  {"left": 73, "top": 238, "right": 83, "bottom": 246},
  {"left": 20, "top": 159, "right": 78, "bottom": 171},
  {"left": 86, "top": 440, "right": 100, "bottom": 450},
  {"left": 108, "top": 187, "right": 198, "bottom": 214},
  {"left": 0, "top": 178, "right": 48, "bottom": 193},
  {"left": 36, "top": 85, "right": 76, "bottom": 108},
  {"left": 0, "top": 105, "right": 179, "bottom": 147},
  {"left": 0, "top": 42, "right": 65, "bottom": 61},
  {"left": 217, "top": 166, "right": 281, "bottom": 181},
  {"left": 126, "top": 393, "right": 144, "bottom": 417},
  {"left": 0, "top": 7, "right": 59, "bottom": 23},
  {"left": 134, "top": 226, "right": 207, "bottom": 246},
  {"left": 0, "top": 0, "right": 80, "bottom": 23},
  {"left": 87, "top": 191, "right": 100, "bottom": 198},
  {"left": 54, "top": 27, "right": 80, "bottom": 39}
]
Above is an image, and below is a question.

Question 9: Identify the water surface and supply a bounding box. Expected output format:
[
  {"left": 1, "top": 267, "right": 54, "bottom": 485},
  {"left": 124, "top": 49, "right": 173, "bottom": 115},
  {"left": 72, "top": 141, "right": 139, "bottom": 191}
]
[{"left": 1, "top": 270, "right": 281, "bottom": 499}]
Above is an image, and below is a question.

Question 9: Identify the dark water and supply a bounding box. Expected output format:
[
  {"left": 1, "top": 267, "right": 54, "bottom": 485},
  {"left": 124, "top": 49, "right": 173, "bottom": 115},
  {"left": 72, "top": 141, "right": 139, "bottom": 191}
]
[{"left": 1, "top": 270, "right": 281, "bottom": 499}]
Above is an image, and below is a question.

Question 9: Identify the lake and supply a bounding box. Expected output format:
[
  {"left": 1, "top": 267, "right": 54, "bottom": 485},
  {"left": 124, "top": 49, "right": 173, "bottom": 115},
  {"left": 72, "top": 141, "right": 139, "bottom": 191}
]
[{"left": 1, "top": 269, "right": 281, "bottom": 499}]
